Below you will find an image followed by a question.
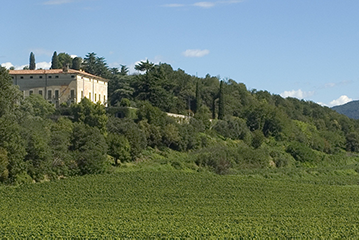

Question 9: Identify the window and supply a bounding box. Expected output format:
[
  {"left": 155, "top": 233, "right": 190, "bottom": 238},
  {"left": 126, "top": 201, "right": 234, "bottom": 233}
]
[
  {"left": 39, "top": 90, "right": 43, "bottom": 96},
  {"left": 89, "top": 92, "right": 91, "bottom": 100},
  {"left": 55, "top": 76, "right": 59, "bottom": 78},
  {"left": 20, "top": 76, "right": 24, "bottom": 79},
  {"left": 55, "top": 90, "right": 59, "bottom": 100},
  {"left": 70, "top": 90, "right": 75, "bottom": 99},
  {"left": 30, "top": 76, "right": 33, "bottom": 79},
  {"left": 95, "top": 94, "right": 97, "bottom": 102},
  {"left": 47, "top": 90, "right": 52, "bottom": 100},
  {"left": 104, "top": 95, "right": 106, "bottom": 103},
  {"left": 48, "top": 76, "right": 52, "bottom": 78},
  {"left": 39, "top": 76, "right": 43, "bottom": 79},
  {"left": 29, "top": 90, "right": 33, "bottom": 95},
  {"left": 81, "top": 91, "right": 84, "bottom": 98},
  {"left": 99, "top": 94, "right": 101, "bottom": 102},
  {"left": 71, "top": 75, "right": 75, "bottom": 78}
]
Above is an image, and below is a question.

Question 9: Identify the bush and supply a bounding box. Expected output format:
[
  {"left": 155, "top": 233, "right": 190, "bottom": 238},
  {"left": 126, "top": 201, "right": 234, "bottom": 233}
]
[{"left": 286, "top": 142, "right": 318, "bottom": 163}]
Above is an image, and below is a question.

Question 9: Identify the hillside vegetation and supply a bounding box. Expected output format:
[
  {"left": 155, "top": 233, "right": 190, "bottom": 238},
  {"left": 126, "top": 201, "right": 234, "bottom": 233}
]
[{"left": 1, "top": 53, "right": 359, "bottom": 184}]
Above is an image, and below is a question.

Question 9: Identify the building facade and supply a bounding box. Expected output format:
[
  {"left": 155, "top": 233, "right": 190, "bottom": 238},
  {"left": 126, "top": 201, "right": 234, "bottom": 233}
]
[{"left": 9, "top": 68, "right": 108, "bottom": 106}]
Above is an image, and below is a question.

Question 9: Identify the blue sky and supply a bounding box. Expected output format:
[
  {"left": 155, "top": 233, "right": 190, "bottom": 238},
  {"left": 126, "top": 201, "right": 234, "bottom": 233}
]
[{"left": 2, "top": 0, "right": 359, "bottom": 107}]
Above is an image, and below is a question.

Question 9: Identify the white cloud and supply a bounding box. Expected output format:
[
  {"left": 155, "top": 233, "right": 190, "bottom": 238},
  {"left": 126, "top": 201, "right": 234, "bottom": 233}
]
[
  {"left": 43, "top": 0, "right": 74, "bottom": 5},
  {"left": 1, "top": 62, "right": 28, "bottom": 70},
  {"left": 163, "top": 0, "right": 243, "bottom": 8},
  {"left": 193, "top": 2, "right": 216, "bottom": 8},
  {"left": 329, "top": 95, "right": 352, "bottom": 107},
  {"left": 182, "top": 49, "right": 210, "bottom": 58},
  {"left": 1, "top": 62, "right": 14, "bottom": 69},
  {"left": 36, "top": 62, "right": 51, "bottom": 69},
  {"left": 162, "top": 3, "right": 185, "bottom": 7},
  {"left": 280, "top": 89, "right": 314, "bottom": 99}
]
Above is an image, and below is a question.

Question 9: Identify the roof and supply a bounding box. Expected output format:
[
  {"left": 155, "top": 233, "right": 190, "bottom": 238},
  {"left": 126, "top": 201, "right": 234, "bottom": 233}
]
[{"left": 9, "top": 69, "right": 108, "bottom": 82}]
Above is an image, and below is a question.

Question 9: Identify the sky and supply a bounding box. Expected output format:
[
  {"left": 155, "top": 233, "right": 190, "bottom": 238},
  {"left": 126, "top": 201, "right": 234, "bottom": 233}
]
[{"left": 2, "top": 0, "right": 359, "bottom": 107}]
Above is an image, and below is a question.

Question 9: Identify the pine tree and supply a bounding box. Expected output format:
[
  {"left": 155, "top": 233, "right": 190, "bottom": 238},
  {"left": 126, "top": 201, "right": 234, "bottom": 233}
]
[
  {"left": 51, "top": 51, "right": 60, "bottom": 69},
  {"left": 218, "top": 80, "right": 225, "bottom": 120},
  {"left": 29, "top": 52, "right": 36, "bottom": 70}
]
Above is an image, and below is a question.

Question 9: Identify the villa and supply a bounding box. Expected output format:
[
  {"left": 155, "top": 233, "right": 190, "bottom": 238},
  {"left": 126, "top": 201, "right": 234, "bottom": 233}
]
[{"left": 9, "top": 67, "right": 108, "bottom": 106}]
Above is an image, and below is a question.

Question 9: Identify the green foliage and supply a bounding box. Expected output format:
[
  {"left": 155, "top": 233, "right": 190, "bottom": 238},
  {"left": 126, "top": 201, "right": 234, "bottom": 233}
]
[
  {"left": 218, "top": 80, "right": 225, "bottom": 119},
  {"left": 162, "top": 124, "right": 181, "bottom": 148},
  {"left": 57, "top": 53, "right": 73, "bottom": 69},
  {"left": 71, "top": 57, "right": 82, "bottom": 70},
  {"left": 0, "top": 147, "right": 9, "bottom": 181},
  {"left": 21, "top": 118, "right": 52, "bottom": 181},
  {"left": 83, "top": 52, "right": 110, "bottom": 78},
  {"left": 286, "top": 141, "right": 319, "bottom": 163},
  {"left": 213, "top": 116, "right": 251, "bottom": 144},
  {"left": 2, "top": 172, "right": 359, "bottom": 238},
  {"left": 107, "top": 117, "right": 147, "bottom": 159},
  {"left": 71, "top": 98, "right": 108, "bottom": 133},
  {"left": 0, "top": 67, "right": 22, "bottom": 117},
  {"left": 71, "top": 123, "right": 108, "bottom": 174},
  {"left": 346, "top": 132, "right": 359, "bottom": 152},
  {"left": 29, "top": 52, "right": 35, "bottom": 70},
  {"left": 251, "top": 129, "right": 265, "bottom": 149},
  {"left": 23, "top": 94, "right": 56, "bottom": 118},
  {"left": 137, "top": 101, "right": 167, "bottom": 126},
  {"left": 107, "top": 133, "right": 131, "bottom": 164},
  {"left": 51, "top": 51, "right": 60, "bottom": 69}
]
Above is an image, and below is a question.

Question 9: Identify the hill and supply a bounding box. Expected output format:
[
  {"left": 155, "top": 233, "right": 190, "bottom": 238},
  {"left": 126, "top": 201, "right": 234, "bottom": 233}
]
[{"left": 332, "top": 100, "right": 359, "bottom": 119}]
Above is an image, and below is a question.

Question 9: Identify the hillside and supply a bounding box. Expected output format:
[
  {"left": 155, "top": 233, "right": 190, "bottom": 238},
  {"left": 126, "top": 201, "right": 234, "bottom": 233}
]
[
  {"left": 332, "top": 100, "right": 359, "bottom": 119},
  {"left": 2, "top": 55, "right": 359, "bottom": 183}
]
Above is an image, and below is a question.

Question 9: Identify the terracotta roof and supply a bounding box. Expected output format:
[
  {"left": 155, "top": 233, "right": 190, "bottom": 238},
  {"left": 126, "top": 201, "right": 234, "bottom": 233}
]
[{"left": 9, "top": 69, "right": 108, "bottom": 81}]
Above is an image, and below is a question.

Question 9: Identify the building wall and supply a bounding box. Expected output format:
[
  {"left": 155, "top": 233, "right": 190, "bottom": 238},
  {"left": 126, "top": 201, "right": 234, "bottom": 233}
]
[
  {"left": 76, "top": 75, "right": 107, "bottom": 105},
  {"left": 11, "top": 71, "right": 107, "bottom": 106}
]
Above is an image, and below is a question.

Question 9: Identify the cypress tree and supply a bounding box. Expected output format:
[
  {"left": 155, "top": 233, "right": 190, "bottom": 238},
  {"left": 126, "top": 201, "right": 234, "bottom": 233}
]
[
  {"left": 51, "top": 51, "right": 60, "bottom": 69},
  {"left": 72, "top": 57, "right": 82, "bottom": 70},
  {"left": 194, "top": 79, "right": 201, "bottom": 113},
  {"left": 29, "top": 52, "right": 36, "bottom": 70},
  {"left": 218, "top": 80, "right": 225, "bottom": 120}
]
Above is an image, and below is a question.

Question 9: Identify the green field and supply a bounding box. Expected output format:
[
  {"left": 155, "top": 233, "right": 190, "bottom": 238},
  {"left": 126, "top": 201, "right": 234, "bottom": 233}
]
[{"left": 1, "top": 171, "right": 359, "bottom": 238}]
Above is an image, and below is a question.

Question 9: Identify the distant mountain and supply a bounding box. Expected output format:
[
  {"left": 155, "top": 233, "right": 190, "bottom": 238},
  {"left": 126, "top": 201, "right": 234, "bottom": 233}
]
[{"left": 332, "top": 100, "right": 359, "bottom": 119}]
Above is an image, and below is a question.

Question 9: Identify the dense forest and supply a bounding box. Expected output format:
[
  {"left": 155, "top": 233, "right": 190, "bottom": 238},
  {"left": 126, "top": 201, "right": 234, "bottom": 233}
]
[{"left": 1, "top": 52, "right": 359, "bottom": 184}]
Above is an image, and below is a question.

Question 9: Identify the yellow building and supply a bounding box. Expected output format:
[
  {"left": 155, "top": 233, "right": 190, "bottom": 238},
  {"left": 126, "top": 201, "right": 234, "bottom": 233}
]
[{"left": 9, "top": 68, "right": 108, "bottom": 106}]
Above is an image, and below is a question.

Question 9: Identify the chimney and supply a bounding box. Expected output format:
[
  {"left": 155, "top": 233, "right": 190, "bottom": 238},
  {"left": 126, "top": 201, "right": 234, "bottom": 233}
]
[{"left": 63, "top": 63, "right": 70, "bottom": 72}]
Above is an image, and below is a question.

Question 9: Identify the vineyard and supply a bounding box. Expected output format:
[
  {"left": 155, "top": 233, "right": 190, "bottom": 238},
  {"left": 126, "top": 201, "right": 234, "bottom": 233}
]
[{"left": 1, "top": 171, "right": 359, "bottom": 238}]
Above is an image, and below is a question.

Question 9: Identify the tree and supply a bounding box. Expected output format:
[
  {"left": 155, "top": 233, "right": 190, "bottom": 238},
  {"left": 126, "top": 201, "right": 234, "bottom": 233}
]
[
  {"left": 107, "top": 133, "right": 131, "bottom": 165},
  {"left": 71, "top": 98, "right": 108, "bottom": 134},
  {"left": 51, "top": 51, "right": 60, "bottom": 69},
  {"left": 0, "top": 147, "right": 9, "bottom": 181},
  {"left": 194, "top": 79, "right": 201, "bottom": 113},
  {"left": 83, "top": 52, "right": 110, "bottom": 78},
  {"left": 29, "top": 52, "right": 36, "bottom": 70},
  {"left": 134, "top": 59, "right": 154, "bottom": 74},
  {"left": 120, "top": 65, "right": 129, "bottom": 76},
  {"left": 71, "top": 123, "right": 108, "bottom": 174},
  {"left": 58, "top": 53, "right": 73, "bottom": 69},
  {"left": 0, "top": 67, "right": 22, "bottom": 117},
  {"left": 72, "top": 57, "right": 82, "bottom": 70},
  {"left": 23, "top": 94, "right": 56, "bottom": 118},
  {"left": 218, "top": 80, "right": 225, "bottom": 120}
]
